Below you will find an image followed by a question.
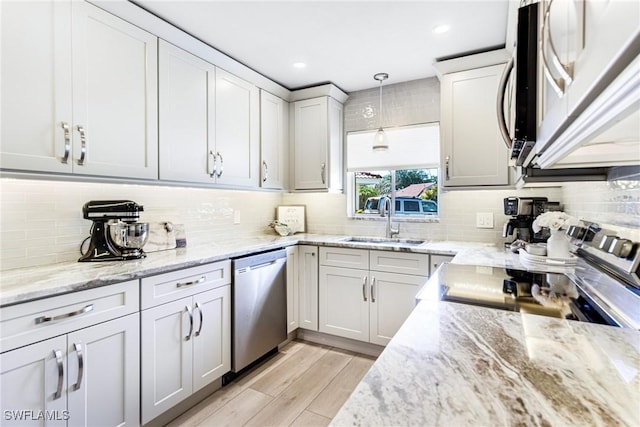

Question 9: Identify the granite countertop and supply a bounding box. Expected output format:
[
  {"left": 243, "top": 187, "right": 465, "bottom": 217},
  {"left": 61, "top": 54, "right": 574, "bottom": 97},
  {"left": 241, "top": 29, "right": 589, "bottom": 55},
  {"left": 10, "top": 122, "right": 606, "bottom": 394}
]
[
  {"left": 331, "top": 299, "right": 640, "bottom": 426},
  {"left": 0, "top": 234, "right": 492, "bottom": 307}
]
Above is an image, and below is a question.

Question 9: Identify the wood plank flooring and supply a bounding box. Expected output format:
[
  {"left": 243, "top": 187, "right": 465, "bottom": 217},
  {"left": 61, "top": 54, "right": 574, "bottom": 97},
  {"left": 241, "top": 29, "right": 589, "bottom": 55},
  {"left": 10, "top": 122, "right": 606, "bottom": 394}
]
[{"left": 166, "top": 340, "right": 375, "bottom": 427}]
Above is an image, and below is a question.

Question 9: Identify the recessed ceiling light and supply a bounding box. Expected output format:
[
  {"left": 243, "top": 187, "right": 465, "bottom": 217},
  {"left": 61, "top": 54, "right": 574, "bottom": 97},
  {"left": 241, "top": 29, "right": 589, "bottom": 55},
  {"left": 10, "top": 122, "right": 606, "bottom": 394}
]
[
  {"left": 292, "top": 62, "right": 306, "bottom": 69},
  {"left": 432, "top": 24, "right": 450, "bottom": 34}
]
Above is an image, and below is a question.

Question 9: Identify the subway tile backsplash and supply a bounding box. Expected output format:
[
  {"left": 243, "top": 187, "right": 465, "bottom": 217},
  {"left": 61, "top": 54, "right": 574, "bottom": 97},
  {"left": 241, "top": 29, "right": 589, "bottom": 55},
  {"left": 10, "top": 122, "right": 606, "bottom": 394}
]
[
  {"left": 2, "top": 175, "right": 639, "bottom": 271},
  {"left": 0, "top": 178, "right": 282, "bottom": 270}
]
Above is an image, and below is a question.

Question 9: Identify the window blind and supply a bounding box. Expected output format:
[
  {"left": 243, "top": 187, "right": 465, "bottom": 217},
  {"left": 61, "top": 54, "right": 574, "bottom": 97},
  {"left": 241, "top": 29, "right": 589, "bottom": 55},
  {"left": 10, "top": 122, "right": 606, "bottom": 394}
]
[{"left": 346, "top": 123, "right": 440, "bottom": 171}]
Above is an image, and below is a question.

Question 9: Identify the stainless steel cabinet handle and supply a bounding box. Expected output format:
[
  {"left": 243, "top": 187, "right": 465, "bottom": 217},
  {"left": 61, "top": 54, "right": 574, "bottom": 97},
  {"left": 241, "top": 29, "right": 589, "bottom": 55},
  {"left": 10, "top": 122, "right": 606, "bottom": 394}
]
[
  {"left": 35, "top": 304, "right": 94, "bottom": 324},
  {"left": 262, "top": 161, "right": 268, "bottom": 183},
  {"left": 60, "top": 122, "right": 71, "bottom": 163},
  {"left": 362, "top": 276, "right": 368, "bottom": 302},
  {"left": 209, "top": 150, "right": 216, "bottom": 178},
  {"left": 496, "top": 56, "right": 514, "bottom": 149},
  {"left": 76, "top": 125, "right": 87, "bottom": 165},
  {"left": 53, "top": 349, "right": 64, "bottom": 400},
  {"left": 541, "top": 0, "right": 567, "bottom": 97},
  {"left": 185, "top": 305, "right": 193, "bottom": 341},
  {"left": 320, "top": 163, "right": 326, "bottom": 184},
  {"left": 194, "top": 302, "right": 204, "bottom": 337},
  {"left": 544, "top": 0, "right": 574, "bottom": 85},
  {"left": 216, "top": 152, "right": 224, "bottom": 178},
  {"left": 176, "top": 276, "right": 206, "bottom": 288},
  {"left": 371, "top": 277, "right": 376, "bottom": 303},
  {"left": 445, "top": 156, "right": 450, "bottom": 181},
  {"left": 73, "top": 343, "right": 84, "bottom": 391}
]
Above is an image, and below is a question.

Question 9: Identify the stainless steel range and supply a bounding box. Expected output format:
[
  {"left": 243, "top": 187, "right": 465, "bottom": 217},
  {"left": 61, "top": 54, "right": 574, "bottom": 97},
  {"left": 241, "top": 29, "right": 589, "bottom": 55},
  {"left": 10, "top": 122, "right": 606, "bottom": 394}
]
[{"left": 421, "top": 223, "right": 640, "bottom": 329}]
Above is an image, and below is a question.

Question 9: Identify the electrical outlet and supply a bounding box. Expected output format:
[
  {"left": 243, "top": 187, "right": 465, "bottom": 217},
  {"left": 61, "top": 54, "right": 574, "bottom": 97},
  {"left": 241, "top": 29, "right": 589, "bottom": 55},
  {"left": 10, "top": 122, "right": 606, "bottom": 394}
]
[
  {"left": 476, "top": 212, "right": 494, "bottom": 229},
  {"left": 233, "top": 210, "right": 241, "bottom": 224}
]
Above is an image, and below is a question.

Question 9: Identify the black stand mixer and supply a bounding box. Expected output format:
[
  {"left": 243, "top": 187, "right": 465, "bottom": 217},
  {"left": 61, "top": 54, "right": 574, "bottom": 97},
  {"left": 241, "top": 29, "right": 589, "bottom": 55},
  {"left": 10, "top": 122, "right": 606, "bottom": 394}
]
[{"left": 79, "top": 200, "right": 149, "bottom": 262}]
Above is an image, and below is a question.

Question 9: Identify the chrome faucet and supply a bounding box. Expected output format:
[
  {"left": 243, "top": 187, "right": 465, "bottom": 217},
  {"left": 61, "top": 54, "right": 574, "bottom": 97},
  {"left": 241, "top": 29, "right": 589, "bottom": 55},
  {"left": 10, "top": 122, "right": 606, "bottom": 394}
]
[{"left": 380, "top": 197, "right": 399, "bottom": 238}]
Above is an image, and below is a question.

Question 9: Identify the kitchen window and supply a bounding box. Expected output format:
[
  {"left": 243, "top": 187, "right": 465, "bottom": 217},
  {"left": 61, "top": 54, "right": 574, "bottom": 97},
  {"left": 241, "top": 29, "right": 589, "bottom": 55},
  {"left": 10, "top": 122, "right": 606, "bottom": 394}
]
[{"left": 346, "top": 123, "right": 440, "bottom": 219}]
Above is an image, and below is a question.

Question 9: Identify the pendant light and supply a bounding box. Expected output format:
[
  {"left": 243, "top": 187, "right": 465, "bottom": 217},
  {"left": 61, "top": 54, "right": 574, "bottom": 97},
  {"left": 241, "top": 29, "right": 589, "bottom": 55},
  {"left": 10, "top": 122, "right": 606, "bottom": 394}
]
[{"left": 373, "top": 72, "right": 389, "bottom": 152}]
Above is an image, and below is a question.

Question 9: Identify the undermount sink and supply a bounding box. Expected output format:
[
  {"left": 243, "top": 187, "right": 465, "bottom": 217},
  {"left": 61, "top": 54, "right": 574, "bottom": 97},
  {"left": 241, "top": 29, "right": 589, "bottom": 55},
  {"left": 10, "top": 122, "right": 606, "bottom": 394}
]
[{"left": 343, "top": 237, "right": 426, "bottom": 246}]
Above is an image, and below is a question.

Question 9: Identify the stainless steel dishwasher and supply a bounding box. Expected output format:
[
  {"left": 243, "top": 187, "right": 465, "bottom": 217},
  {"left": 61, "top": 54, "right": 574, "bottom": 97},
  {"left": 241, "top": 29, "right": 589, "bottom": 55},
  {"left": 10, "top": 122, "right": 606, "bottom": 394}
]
[{"left": 226, "top": 248, "right": 287, "bottom": 382}]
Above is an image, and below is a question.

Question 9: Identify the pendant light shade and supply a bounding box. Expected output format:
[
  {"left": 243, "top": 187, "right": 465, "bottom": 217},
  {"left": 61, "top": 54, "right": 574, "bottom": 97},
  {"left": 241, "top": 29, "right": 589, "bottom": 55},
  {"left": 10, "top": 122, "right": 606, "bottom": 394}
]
[
  {"left": 373, "top": 128, "right": 389, "bottom": 152},
  {"left": 373, "top": 73, "right": 389, "bottom": 152}
]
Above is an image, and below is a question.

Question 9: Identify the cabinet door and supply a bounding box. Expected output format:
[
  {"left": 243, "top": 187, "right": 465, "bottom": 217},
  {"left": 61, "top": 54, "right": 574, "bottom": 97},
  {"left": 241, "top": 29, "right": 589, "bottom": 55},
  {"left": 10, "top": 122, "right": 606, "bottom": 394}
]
[
  {"left": 71, "top": 1, "right": 158, "bottom": 179},
  {"left": 215, "top": 68, "right": 260, "bottom": 187},
  {"left": 318, "top": 266, "right": 369, "bottom": 342},
  {"left": 192, "top": 286, "right": 231, "bottom": 392},
  {"left": 286, "top": 246, "right": 299, "bottom": 333},
  {"left": 441, "top": 64, "right": 509, "bottom": 187},
  {"left": 260, "top": 90, "right": 286, "bottom": 189},
  {"left": 141, "top": 297, "right": 193, "bottom": 424},
  {"left": 0, "top": 0, "right": 73, "bottom": 173},
  {"left": 0, "top": 336, "right": 68, "bottom": 427},
  {"left": 298, "top": 245, "right": 319, "bottom": 331},
  {"left": 369, "top": 272, "right": 422, "bottom": 346},
  {"left": 294, "top": 97, "right": 329, "bottom": 190},
  {"left": 159, "top": 40, "right": 215, "bottom": 183},
  {"left": 66, "top": 313, "right": 140, "bottom": 427}
]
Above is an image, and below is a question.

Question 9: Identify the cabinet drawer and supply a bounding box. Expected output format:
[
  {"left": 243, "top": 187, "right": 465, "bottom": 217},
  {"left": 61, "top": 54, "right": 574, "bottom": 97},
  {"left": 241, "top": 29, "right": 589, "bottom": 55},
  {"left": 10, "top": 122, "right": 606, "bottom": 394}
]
[
  {"left": 141, "top": 260, "right": 231, "bottom": 309},
  {"left": 1, "top": 280, "right": 139, "bottom": 353},
  {"left": 319, "top": 247, "right": 369, "bottom": 269},
  {"left": 370, "top": 251, "right": 429, "bottom": 276}
]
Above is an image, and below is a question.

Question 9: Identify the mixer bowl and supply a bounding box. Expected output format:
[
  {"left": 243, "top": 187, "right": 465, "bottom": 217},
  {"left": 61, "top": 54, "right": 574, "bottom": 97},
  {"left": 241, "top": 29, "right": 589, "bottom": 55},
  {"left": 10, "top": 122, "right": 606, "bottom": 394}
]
[{"left": 108, "top": 221, "right": 149, "bottom": 250}]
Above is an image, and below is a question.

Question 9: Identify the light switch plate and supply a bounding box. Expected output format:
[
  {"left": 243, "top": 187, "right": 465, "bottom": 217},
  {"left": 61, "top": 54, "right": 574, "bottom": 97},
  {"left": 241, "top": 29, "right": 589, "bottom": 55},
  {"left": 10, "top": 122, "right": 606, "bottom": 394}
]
[{"left": 476, "top": 212, "right": 494, "bottom": 229}]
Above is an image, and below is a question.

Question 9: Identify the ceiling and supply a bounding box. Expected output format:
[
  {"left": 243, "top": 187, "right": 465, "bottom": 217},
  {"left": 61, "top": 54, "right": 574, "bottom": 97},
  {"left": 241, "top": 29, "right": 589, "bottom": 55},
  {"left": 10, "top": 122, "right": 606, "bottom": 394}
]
[{"left": 134, "top": 1, "right": 510, "bottom": 92}]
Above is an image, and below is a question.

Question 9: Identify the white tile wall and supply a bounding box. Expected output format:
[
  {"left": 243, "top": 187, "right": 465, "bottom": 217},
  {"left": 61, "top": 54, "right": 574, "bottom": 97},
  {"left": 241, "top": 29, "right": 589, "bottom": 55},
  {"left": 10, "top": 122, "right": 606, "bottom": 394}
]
[{"left": 0, "top": 178, "right": 282, "bottom": 270}]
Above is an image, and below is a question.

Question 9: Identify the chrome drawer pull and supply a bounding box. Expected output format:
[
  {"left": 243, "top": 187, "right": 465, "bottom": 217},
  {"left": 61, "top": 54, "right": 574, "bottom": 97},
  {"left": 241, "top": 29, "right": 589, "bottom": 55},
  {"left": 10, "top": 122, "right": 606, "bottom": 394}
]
[
  {"left": 73, "top": 343, "right": 84, "bottom": 391},
  {"left": 76, "top": 125, "right": 87, "bottom": 165},
  {"left": 194, "top": 302, "right": 204, "bottom": 337},
  {"left": 53, "top": 349, "right": 64, "bottom": 400},
  {"left": 216, "top": 152, "right": 224, "bottom": 178},
  {"left": 35, "top": 304, "right": 94, "bottom": 324},
  {"left": 185, "top": 305, "right": 194, "bottom": 341},
  {"left": 362, "top": 276, "right": 368, "bottom": 302},
  {"left": 176, "top": 276, "right": 206, "bottom": 288},
  {"left": 60, "top": 121, "right": 71, "bottom": 163},
  {"left": 371, "top": 277, "right": 376, "bottom": 303}
]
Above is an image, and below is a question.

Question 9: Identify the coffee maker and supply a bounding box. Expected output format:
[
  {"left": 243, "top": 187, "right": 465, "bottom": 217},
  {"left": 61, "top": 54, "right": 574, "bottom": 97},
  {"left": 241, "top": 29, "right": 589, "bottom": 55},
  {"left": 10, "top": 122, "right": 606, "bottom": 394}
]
[
  {"left": 79, "top": 200, "right": 149, "bottom": 262},
  {"left": 502, "top": 197, "right": 557, "bottom": 243}
]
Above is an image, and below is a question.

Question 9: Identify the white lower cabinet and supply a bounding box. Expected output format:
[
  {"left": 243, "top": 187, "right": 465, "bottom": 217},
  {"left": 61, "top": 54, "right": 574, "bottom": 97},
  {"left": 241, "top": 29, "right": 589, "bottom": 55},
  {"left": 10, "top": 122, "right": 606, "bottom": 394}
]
[
  {"left": 140, "top": 262, "right": 231, "bottom": 424},
  {"left": 0, "top": 281, "right": 140, "bottom": 427},
  {"left": 318, "top": 247, "right": 427, "bottom": 346},
  {"left": 286, "top": 246, "right": 299, "bottom": 333},
  {"left": 298, "top": 245, "right": 319, "bottom": 331}
]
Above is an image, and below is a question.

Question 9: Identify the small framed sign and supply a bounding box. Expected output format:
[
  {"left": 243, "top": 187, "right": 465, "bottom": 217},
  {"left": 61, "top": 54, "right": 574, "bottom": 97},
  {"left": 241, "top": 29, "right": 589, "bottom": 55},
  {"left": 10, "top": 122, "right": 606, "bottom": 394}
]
[{"left": 277, "top": 205, "right": 306, "bottom": 234}]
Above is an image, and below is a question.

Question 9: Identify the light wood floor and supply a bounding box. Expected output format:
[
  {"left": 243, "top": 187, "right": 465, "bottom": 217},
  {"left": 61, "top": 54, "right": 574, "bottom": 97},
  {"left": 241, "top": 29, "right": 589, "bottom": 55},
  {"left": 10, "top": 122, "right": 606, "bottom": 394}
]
[{"left": 166, "top": 340, "right": 376, "bottom": 427}]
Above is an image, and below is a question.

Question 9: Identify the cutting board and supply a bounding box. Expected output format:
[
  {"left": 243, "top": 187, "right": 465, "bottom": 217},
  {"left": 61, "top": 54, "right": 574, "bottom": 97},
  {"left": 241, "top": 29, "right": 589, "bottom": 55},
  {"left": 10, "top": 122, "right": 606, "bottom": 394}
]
[{"left": 145, "top": 222, "right": 177, "bottom": 252}]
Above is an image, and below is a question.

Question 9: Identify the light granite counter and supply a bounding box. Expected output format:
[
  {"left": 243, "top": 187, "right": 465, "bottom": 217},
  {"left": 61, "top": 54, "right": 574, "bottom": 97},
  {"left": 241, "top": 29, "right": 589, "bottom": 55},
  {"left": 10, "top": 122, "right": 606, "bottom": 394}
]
[
  {"left": 331, "top": 299, "right": 640, "bottom": 426},
  {"left": 0, "top": 234, "right": 492, "bottom": 307}
]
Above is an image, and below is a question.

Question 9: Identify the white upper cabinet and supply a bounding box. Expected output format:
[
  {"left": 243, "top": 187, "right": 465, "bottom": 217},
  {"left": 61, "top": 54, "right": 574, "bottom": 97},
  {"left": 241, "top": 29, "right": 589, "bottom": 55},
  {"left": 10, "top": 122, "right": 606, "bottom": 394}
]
[
  {"left": 158, "top": 40, "right": 215, "bottom": 183},
  {"left": 440, "top": 63, "right": 510, "bottom": 187},
  {"left": 1, "top": 1, "right": 73, "bottom": 173},
  {"left": 260, "top": 90, "right": 287, "bottom": 189},
  {"left": 214, "top": 68, "right": 260, "bottom": 187},
  {"left": 293, "top": 96, "right": 343, "bottom": 191},
  {"left": 0, "top": 1, "right": 158, "bottom": 179},
  {"left": 535, "top": 0, "right": 640, "bottom": 167}
]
